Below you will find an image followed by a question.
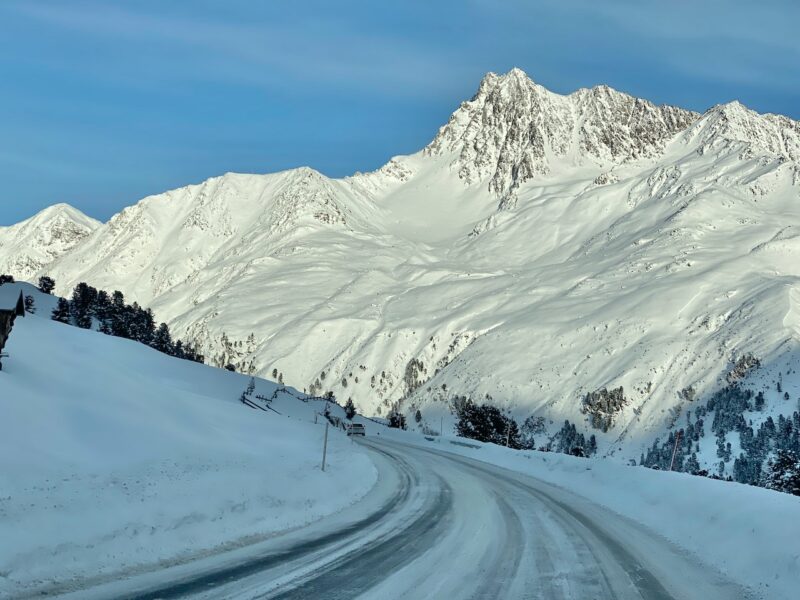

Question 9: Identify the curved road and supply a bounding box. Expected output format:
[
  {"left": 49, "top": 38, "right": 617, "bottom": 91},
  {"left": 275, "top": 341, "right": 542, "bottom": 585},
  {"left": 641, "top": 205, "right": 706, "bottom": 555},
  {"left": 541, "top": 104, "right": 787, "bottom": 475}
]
[{"left": 65, "top": 437, "right": 751, "bottom": 600}]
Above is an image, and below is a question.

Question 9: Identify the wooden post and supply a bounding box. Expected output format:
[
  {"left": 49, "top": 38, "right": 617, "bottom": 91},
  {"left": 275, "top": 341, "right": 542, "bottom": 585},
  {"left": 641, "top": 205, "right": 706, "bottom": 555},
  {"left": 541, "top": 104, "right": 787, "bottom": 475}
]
[{"left": 321, "top": 422, "right": 329, "bottom": 472}]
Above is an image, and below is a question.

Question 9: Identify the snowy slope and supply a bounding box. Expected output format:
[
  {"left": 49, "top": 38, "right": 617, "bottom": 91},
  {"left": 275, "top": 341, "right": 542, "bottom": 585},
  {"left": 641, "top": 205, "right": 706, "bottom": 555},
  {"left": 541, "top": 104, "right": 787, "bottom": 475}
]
[
  {"left": 0, "top": 283, "right": 376, "bottom": 597},
  {"left": 3, "top": 69, "right": 800, "bottom": 464}
]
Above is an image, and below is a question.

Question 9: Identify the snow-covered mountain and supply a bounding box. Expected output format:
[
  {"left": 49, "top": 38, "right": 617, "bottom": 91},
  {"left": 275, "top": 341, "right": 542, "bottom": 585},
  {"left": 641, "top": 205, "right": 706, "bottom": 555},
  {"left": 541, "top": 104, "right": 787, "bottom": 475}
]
[
  {"left": 426, "top": 68, "right": 698, "bottom": 198},
  {"left": 3, "top": 69, "right": 800, "bottom": 461},
  {"left": 0, "top": 203, "right": 100, "bottom": 280}
]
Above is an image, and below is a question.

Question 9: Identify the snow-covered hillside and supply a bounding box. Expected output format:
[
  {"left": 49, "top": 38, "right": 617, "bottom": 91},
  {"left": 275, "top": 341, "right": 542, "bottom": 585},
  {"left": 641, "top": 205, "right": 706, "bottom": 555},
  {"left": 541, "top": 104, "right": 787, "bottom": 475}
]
[
  {"left": 0, "top": 283, "right": 375, "bottom": 597},
  {"left": 3, "top": 68, "right": 800, "bottom": 466}
]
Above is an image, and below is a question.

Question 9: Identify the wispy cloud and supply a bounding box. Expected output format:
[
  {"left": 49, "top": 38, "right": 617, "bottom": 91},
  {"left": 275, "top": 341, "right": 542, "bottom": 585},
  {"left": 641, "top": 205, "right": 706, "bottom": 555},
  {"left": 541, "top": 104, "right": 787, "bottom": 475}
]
[{"left": 9, "top": 1, "right": 473, "bottom": 98}]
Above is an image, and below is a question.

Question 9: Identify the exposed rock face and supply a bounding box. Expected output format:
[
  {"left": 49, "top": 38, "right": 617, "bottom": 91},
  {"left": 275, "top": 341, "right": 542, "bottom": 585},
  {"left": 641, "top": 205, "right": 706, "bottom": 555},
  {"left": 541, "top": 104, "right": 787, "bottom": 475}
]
[{"left": 426, "top": 68, "right": 698, "bottom": 195}]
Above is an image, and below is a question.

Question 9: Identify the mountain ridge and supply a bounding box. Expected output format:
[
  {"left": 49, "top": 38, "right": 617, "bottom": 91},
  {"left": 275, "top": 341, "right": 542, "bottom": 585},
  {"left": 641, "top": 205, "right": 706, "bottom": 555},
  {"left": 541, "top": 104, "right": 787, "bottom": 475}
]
[
  {"left": 2, "top": 68, "right": 799, "bottom": 465},
  {"left": 426, "top": 69, "right": 700, "bottom": 199}
]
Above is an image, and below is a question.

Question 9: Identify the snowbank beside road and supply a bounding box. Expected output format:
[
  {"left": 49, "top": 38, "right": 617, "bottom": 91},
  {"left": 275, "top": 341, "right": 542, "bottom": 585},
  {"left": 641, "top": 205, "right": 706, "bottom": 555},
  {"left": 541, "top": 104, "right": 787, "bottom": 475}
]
[
  {"left": 0, "top": 285, "right": 377, "bottom": 597},
  {"left": 375, "top": 428, "right": 800, "bottom": 600}
]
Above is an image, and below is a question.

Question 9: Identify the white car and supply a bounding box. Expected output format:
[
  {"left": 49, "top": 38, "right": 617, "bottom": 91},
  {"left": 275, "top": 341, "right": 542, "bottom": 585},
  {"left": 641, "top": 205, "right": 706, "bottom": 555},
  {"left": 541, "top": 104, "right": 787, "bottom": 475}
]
[{"left": 347, "top": 423, "right": 366, "bottom": 436}]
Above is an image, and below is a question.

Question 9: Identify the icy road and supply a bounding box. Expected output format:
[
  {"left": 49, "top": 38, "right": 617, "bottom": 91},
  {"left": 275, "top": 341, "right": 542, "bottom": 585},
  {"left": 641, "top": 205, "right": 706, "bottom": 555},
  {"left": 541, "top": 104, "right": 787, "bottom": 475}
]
[{"left": 67, "top": 438, "right": 751, "bottom": 600}]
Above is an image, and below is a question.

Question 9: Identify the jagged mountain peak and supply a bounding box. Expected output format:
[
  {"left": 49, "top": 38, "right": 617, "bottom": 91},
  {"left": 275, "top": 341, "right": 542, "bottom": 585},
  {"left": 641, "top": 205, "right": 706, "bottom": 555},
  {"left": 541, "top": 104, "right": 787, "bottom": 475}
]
[
  {"left": 426, "top": 69, "right": 698, "bottom": 196},
  {"left": 476, "top": 67, "right": 549, "bottom": 95}
]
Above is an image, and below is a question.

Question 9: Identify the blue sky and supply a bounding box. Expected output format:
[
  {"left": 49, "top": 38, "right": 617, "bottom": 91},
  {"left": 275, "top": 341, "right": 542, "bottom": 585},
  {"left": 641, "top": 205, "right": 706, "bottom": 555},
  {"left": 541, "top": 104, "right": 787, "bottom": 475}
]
[{"left": 1, "top": 0, "right": 798, "bottom": 224}]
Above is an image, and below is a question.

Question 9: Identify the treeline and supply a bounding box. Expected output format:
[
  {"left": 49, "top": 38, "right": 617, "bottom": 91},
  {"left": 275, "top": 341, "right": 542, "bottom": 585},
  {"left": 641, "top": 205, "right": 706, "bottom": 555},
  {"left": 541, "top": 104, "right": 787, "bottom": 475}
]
[
  {"left": 50, "top": 280, "right": 204, "bottom": 363},
  {"left": 452, "top": 395, "right": 597, "bottom": 457},
  {"left": 449, "top": 367, "right": 800, "bottom": 496},
  {"left": 642, "top": 383, "right": 800, "bottom": 496}
]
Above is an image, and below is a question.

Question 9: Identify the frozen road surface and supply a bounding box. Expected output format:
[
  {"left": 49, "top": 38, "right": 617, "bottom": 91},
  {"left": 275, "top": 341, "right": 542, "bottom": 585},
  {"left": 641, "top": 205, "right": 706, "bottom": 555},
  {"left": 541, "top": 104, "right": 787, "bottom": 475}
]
[{"left": 65, "top": 438, "right": 752, "bottom": 600}]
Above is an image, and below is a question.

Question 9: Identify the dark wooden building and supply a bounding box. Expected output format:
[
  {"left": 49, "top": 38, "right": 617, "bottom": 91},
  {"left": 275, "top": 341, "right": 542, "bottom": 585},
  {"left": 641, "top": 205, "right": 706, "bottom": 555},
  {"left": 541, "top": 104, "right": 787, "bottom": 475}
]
[{"left": 0, "top": 291, "right": 25, "bottom": 370}]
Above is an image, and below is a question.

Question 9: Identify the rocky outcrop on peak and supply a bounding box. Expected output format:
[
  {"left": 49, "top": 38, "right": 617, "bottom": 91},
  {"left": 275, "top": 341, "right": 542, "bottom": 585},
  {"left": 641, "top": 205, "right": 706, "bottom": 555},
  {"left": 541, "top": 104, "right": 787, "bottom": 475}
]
[
  {"left": 426, "top": 68, "right": 698, "bottom": 196},
  {"left": 683, "top": 101, "right": 800, "bottom": 163}
]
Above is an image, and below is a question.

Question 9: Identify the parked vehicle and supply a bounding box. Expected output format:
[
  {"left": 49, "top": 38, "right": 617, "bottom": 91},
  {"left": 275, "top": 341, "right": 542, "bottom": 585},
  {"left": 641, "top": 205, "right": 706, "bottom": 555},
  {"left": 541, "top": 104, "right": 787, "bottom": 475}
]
[{"left": 347, "top": 423, "right": 366, "bottom": 436}]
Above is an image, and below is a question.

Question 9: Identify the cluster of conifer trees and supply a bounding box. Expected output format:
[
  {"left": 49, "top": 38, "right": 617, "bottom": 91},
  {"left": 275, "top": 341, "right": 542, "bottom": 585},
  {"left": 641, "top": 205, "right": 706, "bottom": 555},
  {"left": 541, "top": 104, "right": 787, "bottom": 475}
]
[
  {"left": 452, "top": 396, "right": 600, "bottom": 455},
  {"left": 453, "top": 396, "right": 524, "bottom": 448},
  {"left": 551, "top": 420, "right": 598, "bottom": 457},
  {"left": 641, "top": 384, "right": 800, "bottom": 495},
  {"left": 50, "top": 280, "right": 203, "bottom": 363}
]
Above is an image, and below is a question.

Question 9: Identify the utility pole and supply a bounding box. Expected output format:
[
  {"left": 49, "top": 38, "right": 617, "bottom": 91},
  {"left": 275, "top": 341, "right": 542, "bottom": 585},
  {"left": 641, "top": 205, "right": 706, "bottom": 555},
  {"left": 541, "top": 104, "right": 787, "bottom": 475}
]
[
  {"left": 669, "top": 430, "right": 683, "bottom": 471},
  {"left": 321, "top": 422, "right": 329, "bottom": 472},
  {"left": 506, "top": 421, "right": 511, "bottom": 447}
]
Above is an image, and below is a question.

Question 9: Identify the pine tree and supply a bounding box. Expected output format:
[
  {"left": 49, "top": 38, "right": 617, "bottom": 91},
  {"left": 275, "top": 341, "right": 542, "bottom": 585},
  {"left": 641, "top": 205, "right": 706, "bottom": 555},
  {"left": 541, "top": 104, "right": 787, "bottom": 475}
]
[
  {"left": 70, "top": 283, "right": 96, "bottom": 329},
  {"left": 24, "top": 295, "right": 36, "bottom": 314},
  {"left": 37, "top": 276, "right": 56, "bottom": 294},
  {"left": 762, "top": 449, "right": 800, "bottom": 495},
  {"left": 505, "top": 418, "right": 522, "bottom": 449},
  {"left": 588, "top": 434, "right": 598, "bottom": 456},
  {"left": 131, "top": 306, "right": 156, "bottom": 345},
  {"left": 51, "top": 298, "right": 70, "bottom": 323},
  {"left": 152, "top": 322, "right": 173, "bottom": 354},
  {"left": 520, "top": 415, "right": 545, "bottom": 450},
  {"left": 685, "top": 453, "right": 701, "bottom": 474},
  {"left": 414, "top": 409, "right": 422, "bottom": 424},
  {"left": 94, "top": 290, "right": 111, "bottom": 322},
  {"left": 344, "top": 398, "right": 357, "bottom": 420}
]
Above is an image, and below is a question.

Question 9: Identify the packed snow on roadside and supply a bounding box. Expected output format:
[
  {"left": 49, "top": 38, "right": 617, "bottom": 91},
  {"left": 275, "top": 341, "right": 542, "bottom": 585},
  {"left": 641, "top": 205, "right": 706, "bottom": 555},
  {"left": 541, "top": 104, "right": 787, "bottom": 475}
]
[
  {"left": 375, "top": 426, "right": 800, "bottom": 600},
  {"left": 0, "top": 284, "right": 377, "bottom": 597}
]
